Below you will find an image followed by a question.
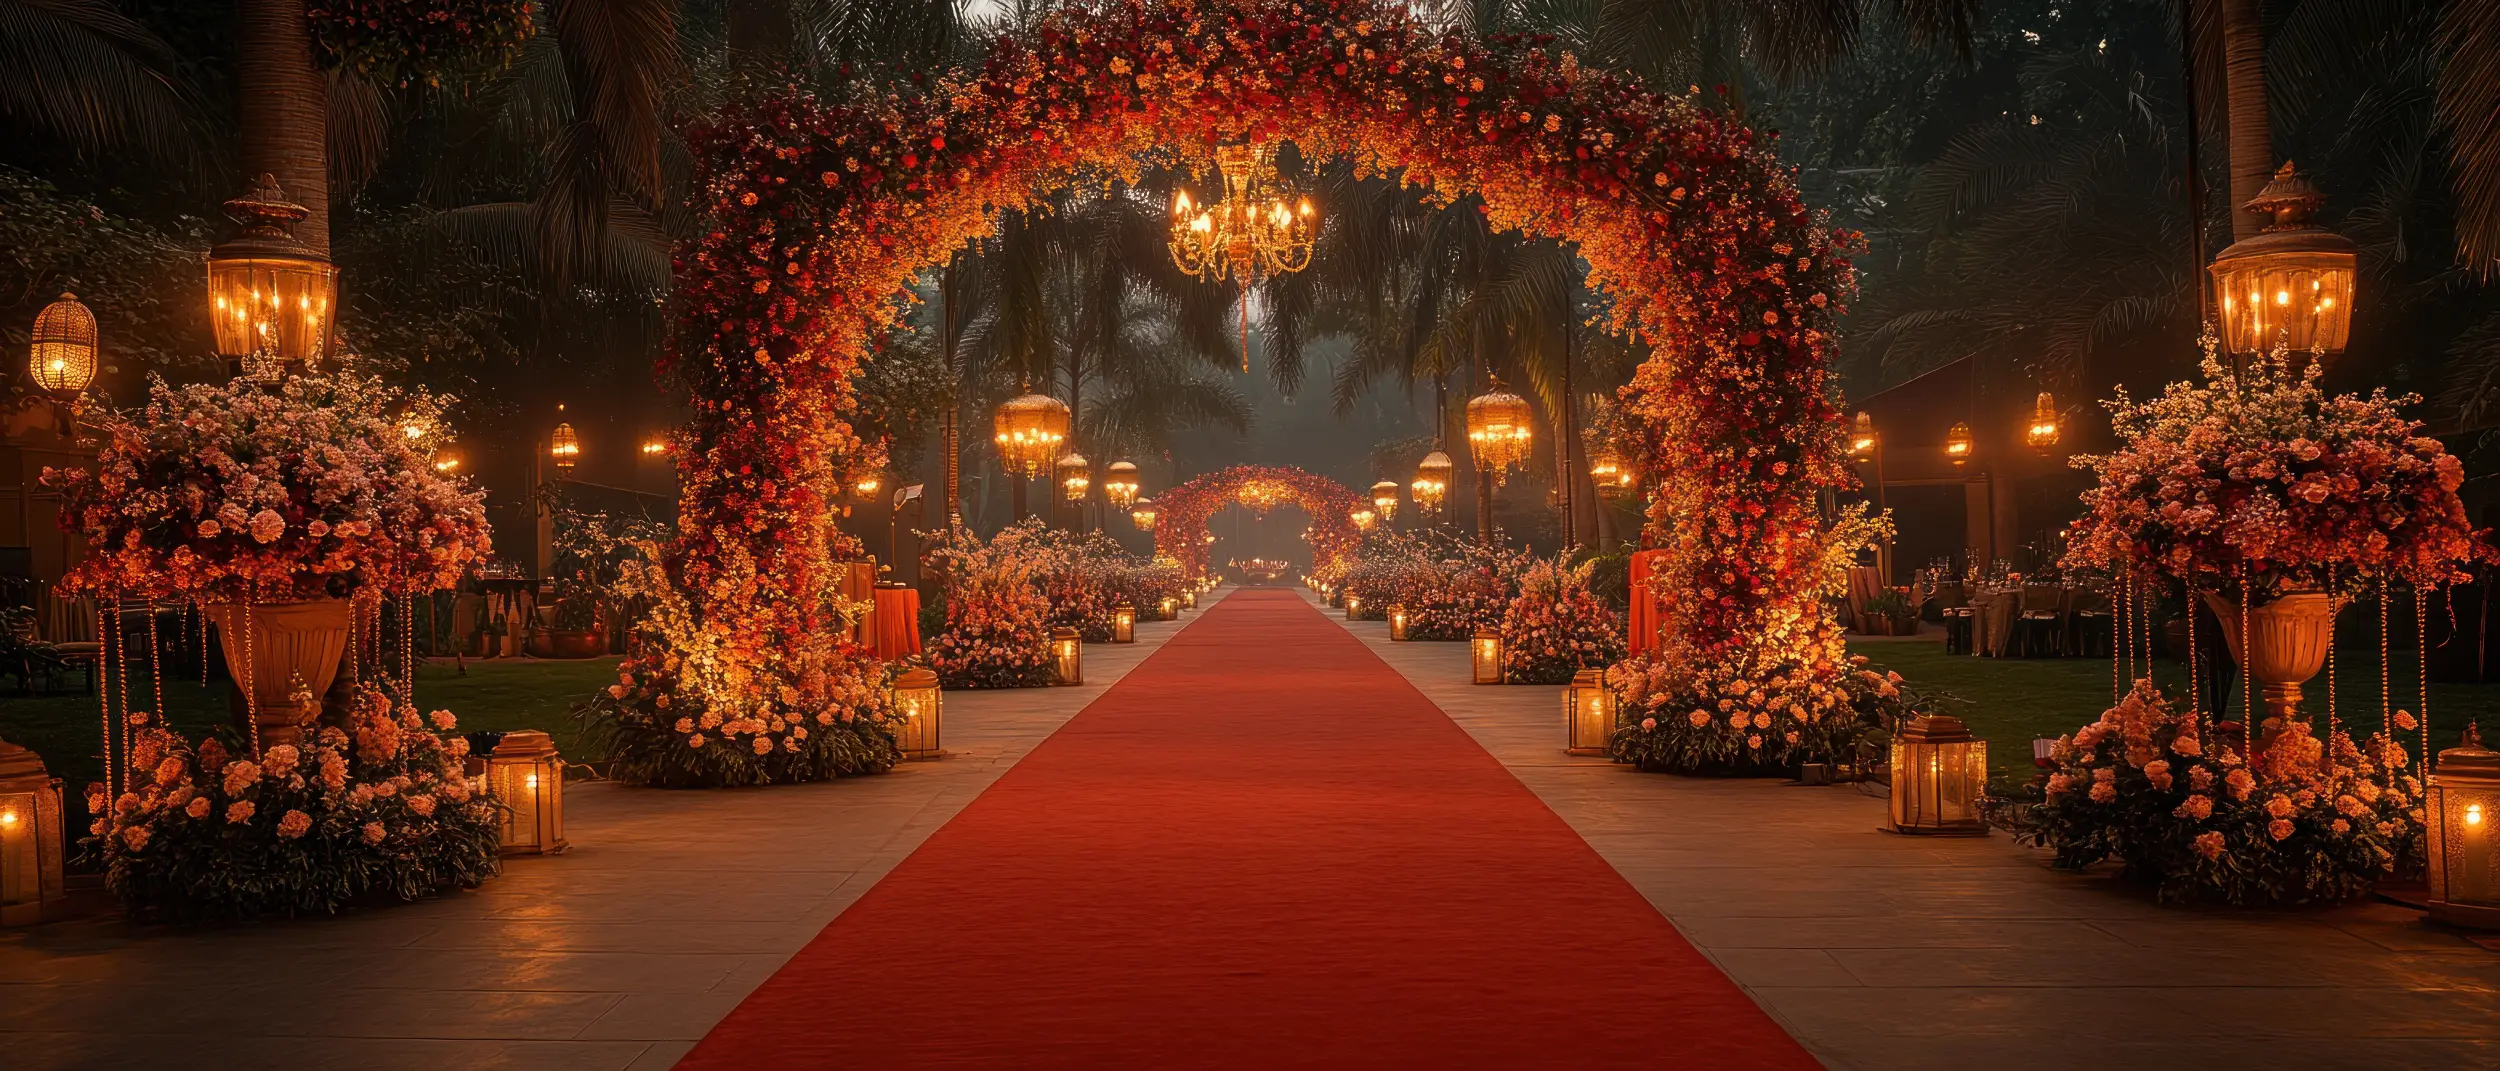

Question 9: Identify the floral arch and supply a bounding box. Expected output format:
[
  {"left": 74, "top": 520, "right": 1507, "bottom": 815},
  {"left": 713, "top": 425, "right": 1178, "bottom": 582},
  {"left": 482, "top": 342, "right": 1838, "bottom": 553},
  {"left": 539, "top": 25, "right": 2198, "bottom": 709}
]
[
  {"left": 1151, "top": 465, "right": 1364, "bottom": 579},
  {"left": 630, "top": 0, "right": 1857, "bottom": 779}
]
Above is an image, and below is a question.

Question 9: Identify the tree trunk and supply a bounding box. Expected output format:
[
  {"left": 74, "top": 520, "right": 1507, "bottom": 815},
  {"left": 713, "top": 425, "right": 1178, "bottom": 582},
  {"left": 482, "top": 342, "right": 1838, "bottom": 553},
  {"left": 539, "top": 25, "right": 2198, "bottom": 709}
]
[
  {"left": 237, "top": 0, "right": 329, "bottom": 254},
  {"left": 2220, "top": 0, "right": 2272, "bottom": 240}
]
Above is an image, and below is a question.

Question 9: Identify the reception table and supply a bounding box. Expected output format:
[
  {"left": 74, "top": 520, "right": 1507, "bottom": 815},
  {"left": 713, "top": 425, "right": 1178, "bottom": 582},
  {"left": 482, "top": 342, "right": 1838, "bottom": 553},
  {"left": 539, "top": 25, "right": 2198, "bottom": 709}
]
[{"left": 874, "top": 583, "right": 923, "bottom": 660}]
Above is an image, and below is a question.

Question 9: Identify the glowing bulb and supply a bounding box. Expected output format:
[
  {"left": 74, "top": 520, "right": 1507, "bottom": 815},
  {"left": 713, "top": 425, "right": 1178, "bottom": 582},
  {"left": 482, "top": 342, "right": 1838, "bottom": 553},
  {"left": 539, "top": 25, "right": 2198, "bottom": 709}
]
[
  {"left": 2471, "top": 803, "right": 2486, "bottom": 827},
  {"left": 525, "top": 772, "right": 539, "bottom": 790},
  {"left": 0, "top": 808, "right": 16, "bottom": 827}
]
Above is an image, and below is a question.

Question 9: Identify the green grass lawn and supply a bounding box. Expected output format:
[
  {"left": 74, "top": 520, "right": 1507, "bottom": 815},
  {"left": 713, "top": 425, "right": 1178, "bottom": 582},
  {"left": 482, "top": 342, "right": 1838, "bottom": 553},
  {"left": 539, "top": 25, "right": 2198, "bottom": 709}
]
[
  {"left": 1847, "top": 636, "right": 2494, "bottom": 786},
  {"left": 0, "top": 655, "right": 616, "bottom": 840}
]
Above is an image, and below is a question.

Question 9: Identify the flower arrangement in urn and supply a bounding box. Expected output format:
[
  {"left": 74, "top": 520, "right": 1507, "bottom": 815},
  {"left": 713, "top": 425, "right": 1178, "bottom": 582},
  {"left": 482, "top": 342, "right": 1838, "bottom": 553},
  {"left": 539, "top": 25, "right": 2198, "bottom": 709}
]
[
  {"left": 1498, "top": 556, "right": 1626, "bottom": 685},
  {"left": 85, "top": 683, "right": 501, "bottom": 922}
]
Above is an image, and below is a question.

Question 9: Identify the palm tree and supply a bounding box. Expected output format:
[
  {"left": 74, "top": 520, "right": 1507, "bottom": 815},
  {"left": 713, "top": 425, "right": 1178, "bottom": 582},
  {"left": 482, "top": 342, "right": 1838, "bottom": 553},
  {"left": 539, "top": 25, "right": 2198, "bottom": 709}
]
[{"left": 0, "top": 0, "right": 202, "bottom": 171}]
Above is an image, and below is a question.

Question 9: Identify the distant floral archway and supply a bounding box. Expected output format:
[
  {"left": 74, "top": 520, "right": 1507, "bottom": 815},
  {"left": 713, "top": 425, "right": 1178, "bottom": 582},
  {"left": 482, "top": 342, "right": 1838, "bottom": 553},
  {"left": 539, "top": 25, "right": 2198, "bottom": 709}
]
[
  {"left": 1152, "top": 465, "right": 1363, "bottom": 579},
  {"left": 636, "top": 0, "right": 1856, "bottom": 771}
]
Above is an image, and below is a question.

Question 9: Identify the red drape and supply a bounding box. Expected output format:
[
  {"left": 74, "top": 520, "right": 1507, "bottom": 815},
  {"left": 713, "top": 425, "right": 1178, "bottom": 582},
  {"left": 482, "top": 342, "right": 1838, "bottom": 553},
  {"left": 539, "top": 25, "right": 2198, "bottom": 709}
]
[{"left": 1628, "top": 549, "right": 1668, "bottom": 656}]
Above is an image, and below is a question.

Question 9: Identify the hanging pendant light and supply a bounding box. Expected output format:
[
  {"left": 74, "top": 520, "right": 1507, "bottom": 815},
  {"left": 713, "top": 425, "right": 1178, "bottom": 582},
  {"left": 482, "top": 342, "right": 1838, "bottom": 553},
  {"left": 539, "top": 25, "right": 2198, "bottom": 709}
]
[
  {"left": 1412, "top": 450, "right": 1453, "bottom": 515},
  {"left": 1056, "top": 452, "right": 1092, "bottom": 502},
  {"left": 1370, "top": 480, "right": 1400, "bottom": 521},
  {"left": 207, "top": 174, "right": 335, "bottom": 375},
  {"left": 550, "top": 404, "right": 580, "bottom": 474},
  {"left": 1103, "top": 461, "right": 1141, "bottom": 509},
  {"left": 993, "top": 389, "right": 1071, "bottom": 479},
  {"left": 27, "top": 293, "right": 98, "bottom": 399},
  {"left": 1465, "top": 379, "right": 1534, "bottom": 485},
  {"left": 2026, "top": 392, "right": 2061, "bottom": 452},
  {"left": 2210, "top": 163, "right": 2357, "bottom": 361},
  {"left": 1130, "top": 498, "right": 1158, "bottom": 531},
  {"left": 1944, "top": 422, "right": 1973, "bottom": 468},
  {"left": 1848, "top": 411, "right": 1878, "bottom": 461}
]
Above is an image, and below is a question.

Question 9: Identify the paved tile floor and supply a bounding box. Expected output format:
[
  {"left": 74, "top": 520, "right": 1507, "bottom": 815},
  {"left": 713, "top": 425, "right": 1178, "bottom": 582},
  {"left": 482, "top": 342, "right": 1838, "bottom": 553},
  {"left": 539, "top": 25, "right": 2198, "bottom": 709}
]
[
  {"left": 1316, "top": 592, "right": 2500, "bottom": 1071},
  {"left": 0, "top": 591, "right": 1231, "bottom": 1071}
]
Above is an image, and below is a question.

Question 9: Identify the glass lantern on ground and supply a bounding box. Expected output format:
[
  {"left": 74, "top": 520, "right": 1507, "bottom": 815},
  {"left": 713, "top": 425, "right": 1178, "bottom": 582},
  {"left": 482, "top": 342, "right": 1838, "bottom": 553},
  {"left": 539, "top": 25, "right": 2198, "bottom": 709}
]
[
  {"left": 1471, "top": 627, "right": 1505, "bottom": 685},
  {"left": 1103, "top": 461, "right": 1141, "bottom": 509},
  {"left": 1111, "top": 604, "right": 1137, "bottom": 643},
  {"left": 890, "top": 667, "right": 944, "bottom": 759},
  {"left": 208, "top": 174, "right": 335, "bottom": 376},
  {"left": 1159, "top": 595, "right": 1179, "bottom": 619},
  {"left": 1563, "top": 669, "right": 1616, "bottom": 756},
  {"left": 993, "top": 390, "right": 1071, "bottom": 479},
  {"left": 0, "top": 738, "right": 65, "bottom": 927},
  {"left": 2428, "top": 723, "right": 2500, "bottom": 930},
  {"left": 28, "top": 293, "right": 98, "bottom": 399},
  {"left": 1057, "top": 452, "right": 1092, "bottom": 502},
  {"left": 1049, "top": 626, "right": 1083, "bottom": 685},
  {"left": 1344, "top": 592, "right": 1364, "bottom": 620},
  {"left": 1465, "top": 383, "right": 1534, "bottom": 483},
  {"left": 1886, "top": 715, "right": 1987, "bottom": 835},
  {"left": 1412, "top": 450, "right": 1453, "bottom": 515},
  {"left": 488, "top": 730, "right": 568, "bottom": 855},
  {"left": 2210, "top": 163, "right": 2357, "bottom": 361},
  {"left": 1388, "top": 605, "right": 1410, "bottom": 641}
]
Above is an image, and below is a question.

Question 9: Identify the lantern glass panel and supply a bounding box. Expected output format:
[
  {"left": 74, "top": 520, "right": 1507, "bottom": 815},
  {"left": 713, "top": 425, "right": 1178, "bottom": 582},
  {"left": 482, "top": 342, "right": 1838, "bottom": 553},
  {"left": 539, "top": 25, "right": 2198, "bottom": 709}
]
[
  {"left": 1112, "top": 605, "right": 1136, "bottom": 643},
  {"left": 1472, "top": 629, "right": 1504, "bottom": 685},
  {"left": 1051, "top": 628, "right": 1083, "bottom": 686},
  {"left": 1388, "top": 606, "right": 1409, "bottom": 641},
  {"left": 2211, "top": 250, "right": 2356, "bottom": 358},
  {"left": 1887, "top": 716, "right": 1987, "bottom": 834},
  {"left": 208, "top": 255, "right": 337, "bottom": 366},
  {"left": 1564, "top": 669, "right": 1615, "bottom": 754},
  {"left": 891, "top": 669, "right": 944, "bottom": 758}
]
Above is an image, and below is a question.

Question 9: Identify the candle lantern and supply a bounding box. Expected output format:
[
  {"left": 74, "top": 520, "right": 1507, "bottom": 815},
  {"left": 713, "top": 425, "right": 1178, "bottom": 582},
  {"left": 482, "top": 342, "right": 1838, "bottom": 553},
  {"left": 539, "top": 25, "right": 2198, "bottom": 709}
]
[
  {"left": 0, "top": 739, "right": 65, "bottom": 927},
  {"left": 1112, "top": 604, "right": 1137, "bottom": 644},
  {"left": 1103, "top": 461, "right": 1141, "bottom": 509},
  {"left": 1130, "top": 499, "right": 1158, "bottom": 531},
  {"left": 1886, "top": 714, "right": 1988, "bottom": 835},
  {"left": 2025, "top": 392, "right": 2061, "bottom": 451},
  {"left": 2210, "top": 163, "right": 2357, "bottom": 360},
  {"left": 993, "top": 390, "right": 1071, "bottom": 478},
  {"left": 1563, "top": 668, "right": 1617, "bottom": 756},
  {"left": 550, "top": 404, "right": 580, "bottom": 474},
  {"left": 1943, "top": 422, "right": 1973, "bottom": 468},
  {"left": 1345, "top": 593, "right": 1364, "bottom": 620},
  {"left": 28, "top": 293, "right": 98, "bottom": 398},
  {"left": 1388, "top": 605, "right": 1410, "bottom": 641},
  {"left": 2428, "top": 723, "right": 2500, "bottom": 930},
  {"left": 1159, "top": 596, "right": 1178, "bottom": 619},
  {"left": 1371, "top": 480, "right": 1400, "bottom": 521},
  {"left": 1056, "top": 451, "right": 1092, "bottom": 502},
  {"left": 1471, "top": 627, "right": 1504, "bottom": 685},
  {"left": 890, "top": 667, "right": 945, "bottom": 759},
  {"left": 487, "top": 730, "right": 568, "bottom": 855},
  {"left": 1049, "top": 626, "right": 1083, "bottom": 686},
  {"left": 206, "top": 175, "right": 336, "bottom": 371},
  {"left": 1182, "top": 589, "right": 1197, "bottom": 610},
  {"left": 1412, "top": 450, "right": 1453, "bottom": 515},
  {"left": 1465, "top": 380, "right": 1534, "bottom": 483}
]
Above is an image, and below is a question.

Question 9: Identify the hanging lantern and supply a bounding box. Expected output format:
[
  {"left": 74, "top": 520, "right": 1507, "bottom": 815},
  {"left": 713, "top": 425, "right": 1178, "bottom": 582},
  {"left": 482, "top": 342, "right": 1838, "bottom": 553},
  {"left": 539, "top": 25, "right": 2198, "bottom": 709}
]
[
  {"left": 488, "top": 730, "right": 568, "bottom": 855},
  {"left": 27, "top": 293, "right": 98, "bottom": 398},
  {"left": 1049, "top": 626, "right": 1083, "bottom": 686},
  {"left": 2210, "top": 163, "right": 2358, "bottom": 360},
  {"left": 1465, "top": 381, "right": 1535, "bottom": 483},
  {"left": 207, "top": 174, "right": 336, "bottom": 371},
  {"left": 1057, "top": 452, "right": 1092, "bottom": 502},
  {"left": 1103, "top": 461, "right": 1141, "bottom": 509},
  {"left": 550, "top": 421, "right": 580, "bottom": 473},
  {"left": 1412, "top": 450, "right": 1454, "bottom": 515},
  {"left": 1943, "top": 422, "right": 1973, "bottom": 468},
  {"left": 2428, "top": 723, "right": 2500, "bottom": 930},
  {"left": 1848, "top": 411, "right": 1878, "bottom": 461},
  {"left": 1563, "top": 668, "right": 1617, "bottom": 756},
  {"left": 1111, "top": 604, "right": 1137, "bottom": 644},
  {"left": 993, "top": 391, "right": 1071, "bottom": 478},
  {"left": 1886, "top": 715, "right": 1988, "bottom": 835},
  {"left": 1370, "top": 480, "right": 1400, "bottom": 521},
  {"left": 433, "top": 454, "right": 462, "bottom": 474},
  {"left": 890, "top": 667, "right": 944, "bottom": 759},
  {"left": 1471, "top": 627, "right": 1505, "bottom": 685},
  {"left": 1130, "top": 498, "right": 1158, "bottom": 531},
  {"left": 1350, "top": 507, "right": 1376, "bottom": 532},
  {"left": 0, "top": 738, "right": 65, "bottom": 927},
  {"left": 1388, "top": 604, "right": 1410, "bottom": 641},
  {"left": 2026, "top": 392, "right": 2061, "bottom": 452},
  {"left": 853, "top": 474, "right": 883, "bottom": 500},
  {"left": 1586, "top": 444, "right": 1634, "bottom": 492}
]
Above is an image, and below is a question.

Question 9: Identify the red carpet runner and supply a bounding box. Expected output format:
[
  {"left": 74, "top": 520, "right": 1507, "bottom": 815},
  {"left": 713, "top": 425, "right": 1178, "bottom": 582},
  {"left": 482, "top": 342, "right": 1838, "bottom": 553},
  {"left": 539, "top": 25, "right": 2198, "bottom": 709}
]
[{"left": 680, "top": 588, "right": 1817, "bottom": 1068}]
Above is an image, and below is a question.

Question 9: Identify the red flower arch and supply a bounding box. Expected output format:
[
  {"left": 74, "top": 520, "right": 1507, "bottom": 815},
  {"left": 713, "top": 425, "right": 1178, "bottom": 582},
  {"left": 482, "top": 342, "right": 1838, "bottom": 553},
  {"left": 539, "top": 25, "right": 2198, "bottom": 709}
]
[
  {"left": 660, "top": 0, "right": 1855, "bottom": 727},
  {"left": 1151, "top": 465, "right": 1364, "bottom": 579}
]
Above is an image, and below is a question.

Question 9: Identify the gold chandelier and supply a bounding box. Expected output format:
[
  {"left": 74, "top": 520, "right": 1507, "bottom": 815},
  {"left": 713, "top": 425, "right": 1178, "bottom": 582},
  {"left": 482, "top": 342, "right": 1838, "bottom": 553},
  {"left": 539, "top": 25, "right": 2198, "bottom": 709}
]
[
  {"left": 1466, "top": 380, "right": 1534, "bottom": 485},
  {"left": 1412, "top": 450, "right": 1453, "bottom": 515},
  {"left": 1370, "top": 480, "right": 1399, "bottom": 521},
  {"left": 1057, "top": 452, "right": 1092, "bottom": 502},
  {"left": 1130, "top": 498, "right": 1158, "bottom": 530},
  {"left": 993, "top": 389, "right": 1071, "bottom": 479},
  {"left": 1103, "top": 460, "right": 1141, "bottom": 509},
  {"left": 1170, "top": 141, "right": 1317, "bottom": 371}
]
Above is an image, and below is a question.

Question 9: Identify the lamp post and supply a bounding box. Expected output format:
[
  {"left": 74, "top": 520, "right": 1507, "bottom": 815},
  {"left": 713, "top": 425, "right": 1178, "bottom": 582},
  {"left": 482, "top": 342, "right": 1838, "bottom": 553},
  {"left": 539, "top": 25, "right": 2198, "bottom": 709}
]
[
  {"left": 2210, "top": 164, "right": 2357, "bottom": 363},
  {"left": 1849, "top": 412, "right": 1890, "bottom": 582},
  {"left": 1466, "top": 379, "right": 1533, "bottom": 546},
  {"left": 1412, "top": 450, "right": 1452, "bottom": 519}
]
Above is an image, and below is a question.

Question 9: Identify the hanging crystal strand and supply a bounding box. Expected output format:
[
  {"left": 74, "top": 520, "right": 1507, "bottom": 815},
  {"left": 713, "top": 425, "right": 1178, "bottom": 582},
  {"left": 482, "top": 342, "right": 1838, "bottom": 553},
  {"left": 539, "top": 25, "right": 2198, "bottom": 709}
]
[
  {"left": 2324, "top": 568, "right": 2338, "bottom": 775},
  {"left": 401, "top": 584, "right": 417, "bottom": 705},
  {"left": 242, "top": 598, "right": 260, "bottom": 757},
  {"left": 96, "top": 599, "right": 116, "bottom": 799},
  {"left": 2239, "top": 562, "right": 2254, "bottom": 762},
  {"left": 2111, "top": 563, "right": 2125, "bottom": 702},
  {"left": 195, "top": 599, "right": 209, "bottom": 683},
  {"left": 2117, "top": 576, "right": 2133, "bottom": 688},
  {"left": 2417, "top": 586, "right": 2431, "bottom": 779},
  {"left": 145, "top": 603, "right": 165, "bottom": 723},
  {"left": 2186, "top": 581, "right": 2201, "bottom": 716},
  {"left": 2379, "top": 584, "right": 2392, "bottom": 742}
]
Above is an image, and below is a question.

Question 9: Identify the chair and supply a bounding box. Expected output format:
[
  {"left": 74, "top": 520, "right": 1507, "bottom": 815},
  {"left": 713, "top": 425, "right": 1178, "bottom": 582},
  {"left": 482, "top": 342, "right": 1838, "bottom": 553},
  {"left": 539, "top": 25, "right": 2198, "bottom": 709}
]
[
  {"left": 2015, "top": 583, "right": 2066, "bottom": 657},
  {"left": 1934, "top": 582, "right": 1973, "bottom": 654},
  {"left": 2067, "top": 586, "right": 2112, "bottom": 659}
]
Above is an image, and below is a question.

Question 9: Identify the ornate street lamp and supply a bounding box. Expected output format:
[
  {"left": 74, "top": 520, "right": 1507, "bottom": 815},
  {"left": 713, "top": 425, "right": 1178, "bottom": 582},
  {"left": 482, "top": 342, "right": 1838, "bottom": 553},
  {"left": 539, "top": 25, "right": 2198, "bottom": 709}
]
[
  {"left": 1886, "top": 715, "right": 1988, "bottom": 835},
  {"left": 2210, "top": 163, "right": 2357, "bottom": 361},
  {"left": 549, "top": 406, "right": 580, "bottom": 474},
  {"left": 1412, "top": 450, "right": 1453, "bottom": 515},
  {"left": 1944, "top": 422, "right": 1973, "bottom": 469},
  {"left": 1465, "top": 380, "right": 1534, "bottom": 484},
  {"left": 1130, "top": 498, "right": 1158, "bottom": 531},
  {"left": 1371, "top": 480, "right": 1400, "bottom": 521},
  {"left": 2026, "top": 392, "right": 2061, "bottom": 452},
  {"left": 27, "top": 293, "right": 97, "bottom": 399},
  {"left": 1103, "top": 460, "right": 1141, "bottom": 509},
  {"left": 207, "top": 174, "right": 335, "bottom": 375},
  {"left": 1056, "top": 452, "right": 1092, "bottom": 502},
  {"left": 993, "top": 388, "right": 1071, "bottom": 479},
  {"left": 2428, "top": 723, "right": 2500, "bottom": 930}
]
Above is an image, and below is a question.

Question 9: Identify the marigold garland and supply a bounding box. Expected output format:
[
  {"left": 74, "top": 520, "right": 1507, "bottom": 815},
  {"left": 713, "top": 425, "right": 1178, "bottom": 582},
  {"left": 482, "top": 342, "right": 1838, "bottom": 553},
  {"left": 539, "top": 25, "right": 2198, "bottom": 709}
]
[{"left": 1150, "top": 465, "right": 1364, "bottom": 580}]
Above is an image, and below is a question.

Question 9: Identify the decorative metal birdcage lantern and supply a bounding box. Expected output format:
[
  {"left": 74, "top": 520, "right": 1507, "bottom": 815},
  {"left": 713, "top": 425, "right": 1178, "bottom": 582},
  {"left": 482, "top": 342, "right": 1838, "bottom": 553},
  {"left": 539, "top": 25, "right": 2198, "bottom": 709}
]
[
  {"left": 27, "top": 293, "right": 98, "bottom": 398},
  {"left": 207, "top": 174, "right": 335, "bottom": 372}
]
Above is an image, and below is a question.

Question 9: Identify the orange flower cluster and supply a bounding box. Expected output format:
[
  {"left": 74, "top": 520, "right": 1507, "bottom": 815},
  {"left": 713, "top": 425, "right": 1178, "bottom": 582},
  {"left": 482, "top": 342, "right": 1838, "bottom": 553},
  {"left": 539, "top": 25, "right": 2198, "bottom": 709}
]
[{"left": 1150, "top": 464, "right": 1364, "bottom": 579}]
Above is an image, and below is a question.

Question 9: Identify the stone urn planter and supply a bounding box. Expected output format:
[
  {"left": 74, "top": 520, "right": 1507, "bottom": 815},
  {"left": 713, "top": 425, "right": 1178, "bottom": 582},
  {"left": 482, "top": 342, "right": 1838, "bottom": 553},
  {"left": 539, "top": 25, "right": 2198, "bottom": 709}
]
[
  {"left": 2202, "top": 592, "right": 2341, "bottom": 725},
  {"left": 201, "top": 599, "right": 352, "bottom": 751}
]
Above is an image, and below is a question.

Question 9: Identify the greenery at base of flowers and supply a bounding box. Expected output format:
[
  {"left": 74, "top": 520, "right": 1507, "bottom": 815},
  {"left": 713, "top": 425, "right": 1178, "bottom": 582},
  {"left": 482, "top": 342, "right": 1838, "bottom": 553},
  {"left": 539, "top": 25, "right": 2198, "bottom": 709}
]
[
  {"left": 2002, "top": 682, "right": 2426, "bottom": 907},
  {"left": 1499, "top": 556, "right": 1626, "bottom": 685},
  {"left": 577, "top": 690, "right": 898, "bottom": 788},
  {"left": 1609, "top": 616, "right": 1931, "bottom": 775},
  {"left": 83, "top": 683, "right": 501, "bottom": 924}
]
